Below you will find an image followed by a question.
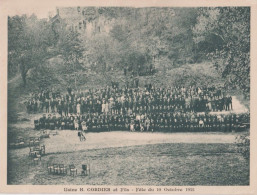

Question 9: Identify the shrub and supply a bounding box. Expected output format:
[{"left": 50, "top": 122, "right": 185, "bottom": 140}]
[{"left": 235, "top": 132, "right": 250, "bottom": 160}]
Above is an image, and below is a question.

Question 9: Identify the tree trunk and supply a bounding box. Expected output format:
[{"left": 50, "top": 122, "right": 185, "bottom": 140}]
[
  {"left": 21, "top": 72, "right": 27, "bottom": 87},
  {"left": 19, "top": 63, "right": 28, "bottom": 88}
]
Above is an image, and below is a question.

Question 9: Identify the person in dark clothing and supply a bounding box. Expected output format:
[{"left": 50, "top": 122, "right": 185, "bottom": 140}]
[
  {"left": 229, "top": 96, "right": 233, "bottom": 110},
  {"left": 67, "top": 86, "right": 72, "bottom": 95},
  {"left": 45, "top": 99, "right": 50, "bottom": 113},
  {"left": 57, "top": 101, "right": 63, "bottom": 116}
]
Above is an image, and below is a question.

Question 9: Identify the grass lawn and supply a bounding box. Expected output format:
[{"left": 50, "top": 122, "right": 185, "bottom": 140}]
[{"left": 8, "top": 142, "right": 249, "bottom": 186}]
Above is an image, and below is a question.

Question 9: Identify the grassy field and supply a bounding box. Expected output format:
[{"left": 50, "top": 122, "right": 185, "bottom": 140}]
[
  {"left": 8, "top": 140, "right": 249, "bottom": 185},
  {"left": 7, "top": 127, "right": 249, "bottom": 186}
]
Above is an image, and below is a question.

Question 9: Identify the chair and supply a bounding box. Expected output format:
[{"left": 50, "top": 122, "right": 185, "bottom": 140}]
[
  {"left": 69, "top": 165, "right": 77, "bottom": 176},
  {"left": 18, "top": 138, "right": 25, "bottom": 147},
  {"left": 29, "top": 137, "right": 35, "bottom": 147},
  {"left": 53, "top": 131, "right": 58, "bottom": 136},
  {"left": 53, "top": 164, "right": 60, "bottom": 174},
  {"left": 16, "top": 137, "right": 24, "bottom": 148},
  {"left": 33, "top": 146, "right": 41, "bottom": 154},
  {"left": 34, "top": 137, "right": 40, "bottom": 146},
  {"left": 81, "top": 164, "right": 90, "bottom": 176},
  {"left": 29, "top": 147, "right": 35, "bottom": 158},
  {"left": 34, "top": 120, "right": 40, "bottom": 130},
  {"left": 41, "top": 130, "right": 50, "bottom": 138},
  {"left": 41, "top": 145, "right": 46, "bottom": 155},
  {"left": 35, "top": 151, "right": 41, "bottom": 160},
  {"left": 59, "top": 164, "right": 67, "bottom": 174},
  {"left": 33, "top": 156, "right": 40, "bottom": 165},
  {"left": 47, "top": 163, "right": 54, "bottom": 173}
]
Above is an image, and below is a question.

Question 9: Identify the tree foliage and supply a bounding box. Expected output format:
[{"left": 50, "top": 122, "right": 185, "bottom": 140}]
[
  {"left": 57, "top": 25, "right": 84, "bottom": 73},
  {"left": 8, "top": 15, "right": 56, "bottom": 86},
  {"left": 193, "top": 7, "right": 250, "bottom": 96},
  {"left": 8, "top": 7, "right": 250, "bottom": 94},
  {"left": 81, "top": 8, "right": 199, "bottom": 76}
]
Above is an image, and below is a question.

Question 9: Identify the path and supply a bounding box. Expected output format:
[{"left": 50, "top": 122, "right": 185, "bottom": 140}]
[
  {"left": 231, "top": 96, "right": 249, "bottom": 113},
  {"left": 41, "top": 131, "right": 239, "bottom": 154}
]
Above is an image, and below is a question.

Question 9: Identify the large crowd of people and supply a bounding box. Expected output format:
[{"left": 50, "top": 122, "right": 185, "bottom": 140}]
[
  {"left": 34, "top": 112, "right": 249, "bottom": 132},
  {"left": 27, "top": 85, "right": 232, "bottom": 115},
  {"left": 30, "top": 84, "right": 249, "bottom": 132}
]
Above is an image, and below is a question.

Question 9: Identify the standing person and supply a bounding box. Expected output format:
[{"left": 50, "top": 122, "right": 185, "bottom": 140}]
[
  {"left": 185, "top": 97, "right": 191, "bottom": 112},
  {"left": 73, "top": 103, "right": 77, "bottom": 115},
  {"left": 33, "top": 100, "right": 38, "bottom": 113},
  {"left": 37, "top": 99, "right": 42, "bottom": 113},
  {"left": 145, "top": 117, "right": 150, "bottom": 131},
  {"left": 68, "top": 101, "right": 73, "bottom": 114},
  {"left": 109, "top": 97, "right": 114, "bottom": 114},
  {"left": 224, "top": 96, "right": 228, "bottom": 111},
  {"left": 57, "top": 101, "right": 63, "bottom": 116},
  {"left": 78, "top": 131, "right": 82, "bottom": 141},
  {"left": 45, "top": 99, "right": 50, "bottom": 113},
  {"left": 135, "top": 78, "right": 139, "bottom": 88},
  {"left": 74, "top": 117, "right": 79, "bottom": 131},
  {"left": 63, "top": 101, "right": 68, "bottom": 116},
  {"left": 102, "top": 99, "right": 106, "bottom": 114},
  {"left": 130, "top": 120, "right": 135, "bottom": 132},
  {"left": 207, "top": 97, "right": 212, "bottom": 112},
  {"left": 80, "top": 131, "right": 86, "bottom": 141},
  {"left": 140, "top": 122, "right": 145, "bottom": 132},
  {"left": 61, "top": 117, "right": 66, "bottom": 130},
  {"left": 50, "top": 98, "right": 55, "bottom": 113},
  {"left": 81, "top": 120, "right": 88, "bottom": 132},
  {"left": 199, "top": 118, "right": 204, "bottom": 132},
  {"left": 76, "top": 103, "right": 81, "bottom": 115},
  {"left": 67, "top": 86, "right": 72, "bottom": 96},
  {"left": 229, "top": 96, "right": 233, "bottom": 110},
  {"left": 105, "top": 100, "right": 109, "bottom": 114}
]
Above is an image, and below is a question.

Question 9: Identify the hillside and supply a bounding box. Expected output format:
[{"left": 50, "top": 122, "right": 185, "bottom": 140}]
[
  {"left": 8, "top": 61, "right": 225, "bottom": 123},
  {"left": 8, "top": 7, "right": 249, "bottom": 101}
]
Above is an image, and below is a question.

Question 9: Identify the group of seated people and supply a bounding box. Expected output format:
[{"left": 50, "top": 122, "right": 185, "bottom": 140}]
[
  {"left": 34, "top": 112, "right": 250, "bottom": 132},
  {"left": 26, "top": 84, "right": 232, "bottom": 116}
]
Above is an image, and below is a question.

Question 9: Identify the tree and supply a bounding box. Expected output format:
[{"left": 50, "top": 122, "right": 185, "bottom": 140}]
[
  {"left": 108, "top": 8, "right": 198, "bottom": 71},
  {"left": 193, "top": 7, "right": 250, "bottom": 96},
  {"left": 8, "top": 15, "right": 56, "bottom": 86},
  {"left": 56, "top": 23, "right": 85, "bottom": 88}
]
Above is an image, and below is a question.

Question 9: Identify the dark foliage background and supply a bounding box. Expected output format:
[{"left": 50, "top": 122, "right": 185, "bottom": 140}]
[{"left": 8, "top": 7, "right": 250, "bottom": 97}]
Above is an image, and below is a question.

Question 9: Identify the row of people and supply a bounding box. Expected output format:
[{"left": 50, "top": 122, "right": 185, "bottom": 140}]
[
  {"left": 34, "top": 112, "right": 249, "bottom": 132},
  {"left": 25, "top": 85, "right": 232, "bottom": 114}
]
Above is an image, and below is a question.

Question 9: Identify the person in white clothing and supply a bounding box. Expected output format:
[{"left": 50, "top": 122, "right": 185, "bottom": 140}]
[
  {"left": 76, "top": 103, "right": 81, "bottom": 115},
  {"left": 102, "top": 100, "right": 106, "bottom": 113}
]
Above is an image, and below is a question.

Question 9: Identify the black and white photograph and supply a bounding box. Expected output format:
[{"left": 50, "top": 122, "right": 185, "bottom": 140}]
[{"left": 0, "top": 0, "right": 256, "bottom": 194}]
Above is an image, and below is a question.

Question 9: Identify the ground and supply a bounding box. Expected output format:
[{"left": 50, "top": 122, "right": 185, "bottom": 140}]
[
  {"left": 8, "top": 131, "right": 249, "bottom": 185},
  {"left": 7, "top": 62, "right": 250, "bottom": 185}
]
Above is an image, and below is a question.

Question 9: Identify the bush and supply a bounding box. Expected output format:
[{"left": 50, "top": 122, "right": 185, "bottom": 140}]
[{"left": 235, "top": 133, "right": 250, "bottom": 160}]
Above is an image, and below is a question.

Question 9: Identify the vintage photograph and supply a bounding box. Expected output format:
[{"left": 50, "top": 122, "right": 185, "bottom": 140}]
[{"left": 5, "top": 4, "right": 251, "bottom": 188}]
